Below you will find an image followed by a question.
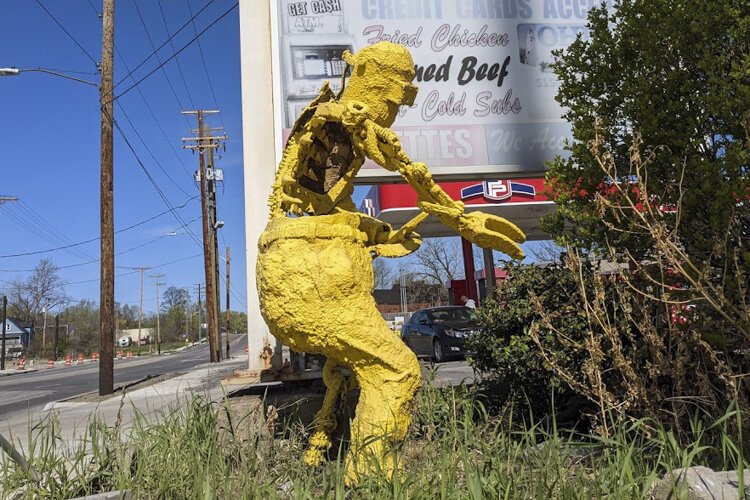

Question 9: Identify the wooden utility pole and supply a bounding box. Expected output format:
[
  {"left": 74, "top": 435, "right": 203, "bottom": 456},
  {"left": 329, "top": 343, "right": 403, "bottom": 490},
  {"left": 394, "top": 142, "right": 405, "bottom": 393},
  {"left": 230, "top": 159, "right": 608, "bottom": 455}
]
[
  {"left": 136, "top": 266, "right": 149, "bottom": 356},
  {"left": 225, "top": 246, "right": 230, "bottom": 359},
  {"left": 207, "top": 139, "right": 223, "bottom": 360},
  {"left": 1, "top": 296, "right": 7, "bottom": 371},
  {"left": 194, "top": 283, "right": 203, "bottom": 341},
  {"left": 99, "top": 0, "right": 115, "bottom": 396},
  {"left": 183, "top": 287, "right": 190, "bottom": 342},
  {"left": 150, "top": 274, "right": 165, "bottom": 355},
  {"left": 1, "top": 198, "right": 19, "bottom": 370},
  {"left": 41, "top": 308, "right": 47, "bottom": 355},
  {"left": 53, "top": 314, "right": 59, "bottom": 361},
  {"left": 182, "top": 110, "right": 225, "bottom": 363}
]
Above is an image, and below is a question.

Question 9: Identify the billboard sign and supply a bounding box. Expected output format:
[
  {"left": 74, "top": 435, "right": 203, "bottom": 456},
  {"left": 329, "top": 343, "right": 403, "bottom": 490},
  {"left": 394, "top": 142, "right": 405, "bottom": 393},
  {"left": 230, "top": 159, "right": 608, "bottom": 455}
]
[{"left": 274, "top": 0, "right": 596, "bottom": 180}]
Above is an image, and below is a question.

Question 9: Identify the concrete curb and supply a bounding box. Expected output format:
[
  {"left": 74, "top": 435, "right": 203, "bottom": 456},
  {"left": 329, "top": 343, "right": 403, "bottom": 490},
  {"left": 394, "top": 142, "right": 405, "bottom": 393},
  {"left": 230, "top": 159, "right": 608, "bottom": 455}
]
[{"left": 0, "top": 368, "right": 39, "bottom": 377}]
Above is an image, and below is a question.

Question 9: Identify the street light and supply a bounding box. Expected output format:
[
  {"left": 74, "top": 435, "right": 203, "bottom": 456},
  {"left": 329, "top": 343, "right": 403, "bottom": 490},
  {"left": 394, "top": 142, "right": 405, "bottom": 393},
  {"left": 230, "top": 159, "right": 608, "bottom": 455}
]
[{"left": 0, "top": 67, "right": 97, "bottom": 86}]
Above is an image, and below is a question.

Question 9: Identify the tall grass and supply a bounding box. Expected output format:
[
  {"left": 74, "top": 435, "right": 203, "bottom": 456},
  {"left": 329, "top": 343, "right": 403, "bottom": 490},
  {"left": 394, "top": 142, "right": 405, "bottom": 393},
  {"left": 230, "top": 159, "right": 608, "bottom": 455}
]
[{"left": 1, "top": 377, "right": 746, "bottom": 499}]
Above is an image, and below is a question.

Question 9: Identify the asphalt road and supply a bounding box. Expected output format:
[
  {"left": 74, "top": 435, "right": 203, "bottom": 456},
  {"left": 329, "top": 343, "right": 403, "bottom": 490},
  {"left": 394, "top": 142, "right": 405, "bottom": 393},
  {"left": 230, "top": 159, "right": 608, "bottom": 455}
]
[{"left": 0, "top": 335, "right": 247, "bottom": 423}]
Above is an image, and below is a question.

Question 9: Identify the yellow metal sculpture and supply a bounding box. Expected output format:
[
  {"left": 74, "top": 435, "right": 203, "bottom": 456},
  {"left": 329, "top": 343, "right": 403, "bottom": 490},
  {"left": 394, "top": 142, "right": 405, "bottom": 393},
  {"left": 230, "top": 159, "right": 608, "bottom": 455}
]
[{"left": 257, "top": 41, "right": 526, "bottom": 482}]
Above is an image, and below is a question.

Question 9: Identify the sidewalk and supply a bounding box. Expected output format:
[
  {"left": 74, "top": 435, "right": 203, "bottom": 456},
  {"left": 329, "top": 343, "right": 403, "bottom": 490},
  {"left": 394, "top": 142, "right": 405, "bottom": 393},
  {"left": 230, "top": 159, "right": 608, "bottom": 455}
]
[{"left": 0, "top": 357, "right": 247, "bottom": 456}]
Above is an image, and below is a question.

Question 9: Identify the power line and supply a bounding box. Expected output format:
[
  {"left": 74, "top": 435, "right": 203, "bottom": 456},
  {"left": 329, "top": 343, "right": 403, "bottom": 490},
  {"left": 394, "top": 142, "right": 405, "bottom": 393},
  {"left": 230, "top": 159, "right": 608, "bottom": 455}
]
[
  {"left": 63, "top": 269, "right": 139, "bottom": 286},
  {"left": 16, "top": 201, "right": 98, "bottom": 260},
  {"left": 33, "top": 0, "right": 98, "bottom": 67},
  {"left": 112, "top": 2, "right": 238, "bottom": 103},
  {"left": 185, "top": 0, "right": 225, "bottom": 128},
  {"left": 156, "top": 0, "right": 196, "bottom": 109},
  {"left": 0, "top": 215, "right": 201, "bottom": 273},
  {"left": 115, "top": 46, "right": 194, "bottom": 180},
  {"left": 0, "top": 196, "right": 197, "bottom": 259},
  {"left": 1, "top": 204, "right": 96, "bottom": 262},
  {"left": 112, "top": 118, "right": 203, "bottom": 247},
  {"left": 131, "top": 0, "right": 192, "bottom": 124},
  {"left": 113, "top": 0, "right": 218, "bottom": 89},
  {"left": 61, "top": 253, "right": 201, "bottom": 286},
  {"left": 115, "top": 101, "right": 192, "bottom": 196},
  {"left": 83, "top": 1, "right": 195, "bottom": 182}
]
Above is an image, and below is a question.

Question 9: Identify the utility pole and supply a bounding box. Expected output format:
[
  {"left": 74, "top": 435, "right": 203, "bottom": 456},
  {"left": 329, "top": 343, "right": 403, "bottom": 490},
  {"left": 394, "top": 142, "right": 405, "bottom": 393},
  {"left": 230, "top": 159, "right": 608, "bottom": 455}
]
[
  {"left": 225, "top": 246, "right": 231, "bottom": 359},
  {"left": 207, "top": 138, "right": 223, "bottom": 360},
  {"left": 99, "top": 0, "right": 115, "bottom": 396},
  {"left": 194, "top": 283, "right": 203, "bottom": 342},
  {"left": 41, "top": 307, "right": 47, "bottom": 355},
  {"left": 182, "top": 110, "right": 226, "bottom": 363},
  {"left": 183, "top": 287, "right": 190, "bottom": 343},
  {"left": 150, "top": 274, "right": 165, "bottom": 355},
  {"left": 0, "top": 197, "right": 18, "bottom": 370},
  {"left": 53, "top": 314, "right": 59, "bottom": 361},
  {"left": 135, "top": 267, "right": 150, "bottom": 356},
  {"left": 1, "top": 296, "right": 7, "bottom": 371}
]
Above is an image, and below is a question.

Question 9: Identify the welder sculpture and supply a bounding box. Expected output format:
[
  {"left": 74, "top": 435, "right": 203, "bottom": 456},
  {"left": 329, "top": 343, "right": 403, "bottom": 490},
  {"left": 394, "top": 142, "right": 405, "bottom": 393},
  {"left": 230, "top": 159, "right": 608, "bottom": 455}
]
[{"left": 257, "top": 41, "right": 525, "bottom": 482}]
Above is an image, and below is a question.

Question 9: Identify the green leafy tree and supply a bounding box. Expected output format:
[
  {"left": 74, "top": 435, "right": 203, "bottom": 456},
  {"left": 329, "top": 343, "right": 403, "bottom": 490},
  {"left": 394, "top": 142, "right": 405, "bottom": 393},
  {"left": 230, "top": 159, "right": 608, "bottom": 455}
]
[
  {"left": 542, "top": 0, "right": 750, "bottom": 352},
  {"left": 468, "top": 0, "right": 750, "bottom": 435},
  {"left": 228, "top": 310, "right": 247, "bottom": 334},
  {"left": 160, "top": 286, "right": 191, "bottom": 342},
  {"left": 544, "top": 0, "right": 750, "bottom": 254},
  {"left": 61, "top": 300, "right": 99, "bottom": 356}
]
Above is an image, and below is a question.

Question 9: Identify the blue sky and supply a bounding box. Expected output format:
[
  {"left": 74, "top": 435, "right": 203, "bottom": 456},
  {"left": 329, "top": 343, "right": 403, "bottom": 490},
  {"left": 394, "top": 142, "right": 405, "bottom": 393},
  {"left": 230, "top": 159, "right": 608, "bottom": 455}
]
[{"left": 0, "top": 0, "right": 247, "bottom": 313}]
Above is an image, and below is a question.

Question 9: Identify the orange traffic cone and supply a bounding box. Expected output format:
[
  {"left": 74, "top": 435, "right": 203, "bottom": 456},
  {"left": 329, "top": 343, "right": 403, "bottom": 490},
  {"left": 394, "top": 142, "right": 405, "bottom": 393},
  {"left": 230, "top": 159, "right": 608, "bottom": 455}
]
[
  {"left": 91, "top": 352, "right": 99, "bottom": 362},
  {"left": 65, "top": 354, "right": 73, "bottom": 367},
  {"left": 116, "top": 351, "right": 123, "bottom": 360},
  {"left": 16, "top": 358, "right": 26, "bottom": 370},
  {"left": 48, "top": 358, "right": 55, "bottom": 369},
  {"left": 127, "top": 351, "right": 133, "bottom": 359}
]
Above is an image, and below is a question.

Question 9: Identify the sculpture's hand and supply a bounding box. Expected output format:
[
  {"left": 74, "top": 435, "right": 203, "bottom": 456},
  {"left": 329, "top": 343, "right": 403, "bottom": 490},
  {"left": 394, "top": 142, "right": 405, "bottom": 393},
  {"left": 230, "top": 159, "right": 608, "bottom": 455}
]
[
  {"left": 369, "top": 211, "right": 429, "bottom": 258},
  {"left": 419, "top": 201, "right": 526, "bottom": 259}
]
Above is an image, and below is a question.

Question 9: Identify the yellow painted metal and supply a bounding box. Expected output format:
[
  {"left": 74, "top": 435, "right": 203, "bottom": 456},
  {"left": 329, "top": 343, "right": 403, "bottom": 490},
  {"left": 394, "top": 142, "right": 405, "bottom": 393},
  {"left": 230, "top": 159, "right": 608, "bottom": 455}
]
[{"left": 258, "top": 41, "right": 526, "bottom": 482}]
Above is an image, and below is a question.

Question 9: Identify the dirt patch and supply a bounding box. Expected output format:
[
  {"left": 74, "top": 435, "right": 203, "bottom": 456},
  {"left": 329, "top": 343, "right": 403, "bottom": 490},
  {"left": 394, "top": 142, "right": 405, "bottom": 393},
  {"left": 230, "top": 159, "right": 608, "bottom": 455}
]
[
  {"left": 66, "top": 373, "right": 184, "bottom": 403},
  {"left": 220, "top": 381, "right": 359, "bottom": 460}
]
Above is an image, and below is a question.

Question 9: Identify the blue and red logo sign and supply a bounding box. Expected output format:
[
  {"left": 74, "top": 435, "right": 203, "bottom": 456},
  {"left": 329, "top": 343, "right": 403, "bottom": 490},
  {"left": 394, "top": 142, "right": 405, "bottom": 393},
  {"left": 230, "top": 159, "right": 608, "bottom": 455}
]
[{"left": 460, "top": 180, "right": 536, "bottom": 202}]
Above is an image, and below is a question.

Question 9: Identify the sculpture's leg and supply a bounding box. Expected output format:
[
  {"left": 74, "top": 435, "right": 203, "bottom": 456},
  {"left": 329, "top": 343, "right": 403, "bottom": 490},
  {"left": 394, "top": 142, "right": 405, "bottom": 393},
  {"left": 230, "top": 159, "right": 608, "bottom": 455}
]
[
  {"left": 343, "top": 309, "right": 421, "bottom": 484},
  {"left": 303, "top": 358, "right": 345, "bottom": 466}
]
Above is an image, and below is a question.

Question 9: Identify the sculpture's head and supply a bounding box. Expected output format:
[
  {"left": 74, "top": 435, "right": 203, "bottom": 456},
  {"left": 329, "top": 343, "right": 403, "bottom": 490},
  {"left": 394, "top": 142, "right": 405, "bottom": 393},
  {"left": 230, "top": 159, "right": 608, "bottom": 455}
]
[{"left": 339, "top": 42, "right": 418, "bottom": 127}]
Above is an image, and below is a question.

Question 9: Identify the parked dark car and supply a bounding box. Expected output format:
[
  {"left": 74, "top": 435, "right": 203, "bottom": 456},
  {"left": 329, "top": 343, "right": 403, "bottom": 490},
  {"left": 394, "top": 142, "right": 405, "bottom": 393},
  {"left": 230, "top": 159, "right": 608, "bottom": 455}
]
[{"left": 400, "top": 306, "right": 480, "bottom": 362}]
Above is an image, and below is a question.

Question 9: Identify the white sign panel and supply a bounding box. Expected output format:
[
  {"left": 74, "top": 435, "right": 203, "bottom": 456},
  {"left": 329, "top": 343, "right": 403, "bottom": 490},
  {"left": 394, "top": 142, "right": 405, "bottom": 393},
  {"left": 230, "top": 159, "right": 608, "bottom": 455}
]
[{"left": 274, "top": 0, "right": 595, "bottom": 179}]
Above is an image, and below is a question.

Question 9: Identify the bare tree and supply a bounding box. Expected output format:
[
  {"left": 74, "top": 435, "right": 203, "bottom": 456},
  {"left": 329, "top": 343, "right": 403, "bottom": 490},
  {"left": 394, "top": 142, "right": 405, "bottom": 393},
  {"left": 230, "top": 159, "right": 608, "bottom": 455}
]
[
  {"left": 530, "top": 240, "right": 565, "bottom": 263},
  {"left": 412, "top": 238, "right": 462, "bottom": 285},
  {"left": 373, "top": 258, "right": 395, "bottom": 289},
  {"left": 8, "top": 259, "right": 68, "bottom": 322},
  {"left": 396, "top": 238, "right": 463, "bottom": 305}
]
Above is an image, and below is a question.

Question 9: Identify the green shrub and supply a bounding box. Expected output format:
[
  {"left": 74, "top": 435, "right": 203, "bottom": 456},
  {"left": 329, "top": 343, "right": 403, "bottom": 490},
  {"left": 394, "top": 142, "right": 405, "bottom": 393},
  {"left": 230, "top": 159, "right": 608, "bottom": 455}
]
[{"left": 468, "top": 261, "right": 594, "bottom": 423}]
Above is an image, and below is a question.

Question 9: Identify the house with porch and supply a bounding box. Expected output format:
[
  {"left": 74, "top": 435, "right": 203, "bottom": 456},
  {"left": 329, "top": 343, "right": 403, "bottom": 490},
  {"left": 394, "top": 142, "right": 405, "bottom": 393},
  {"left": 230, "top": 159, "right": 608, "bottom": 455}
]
[{"left": 2, "top": 317, "right": 33, "bottom": 359}]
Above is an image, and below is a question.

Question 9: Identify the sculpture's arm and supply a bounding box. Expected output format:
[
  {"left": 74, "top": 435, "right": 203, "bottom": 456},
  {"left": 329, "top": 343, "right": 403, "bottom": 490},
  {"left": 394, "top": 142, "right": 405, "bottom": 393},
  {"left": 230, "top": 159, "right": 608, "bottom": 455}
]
[{"left": 341, "top": 102, "right": 526, "bottom": 259}]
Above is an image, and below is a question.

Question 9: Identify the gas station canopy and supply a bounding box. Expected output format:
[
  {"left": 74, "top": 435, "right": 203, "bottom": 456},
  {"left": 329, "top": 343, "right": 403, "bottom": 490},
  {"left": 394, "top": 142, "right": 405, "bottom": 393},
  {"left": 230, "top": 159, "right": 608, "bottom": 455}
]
[{"left": 361, "top": 178, "right": 555, "bottom": 240}]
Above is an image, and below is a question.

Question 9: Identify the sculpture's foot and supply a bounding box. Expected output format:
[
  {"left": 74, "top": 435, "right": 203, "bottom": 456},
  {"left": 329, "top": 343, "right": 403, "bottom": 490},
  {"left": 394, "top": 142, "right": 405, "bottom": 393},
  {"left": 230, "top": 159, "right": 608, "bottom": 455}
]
[
  {"left": 344, "top": 437, "right": 394, "bottom": 486},
  {"left": 303, "top": 359, "right": 345, "bottom": 467},
  {"left": 343, "top": 353, "right": 421, "bottom": 486},
  {"left": 303, "top": 431, "right": 331, "bottom": 466}
]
